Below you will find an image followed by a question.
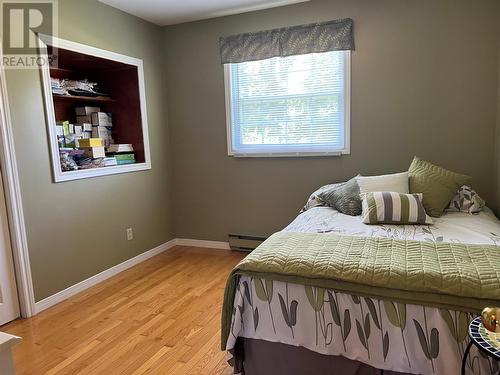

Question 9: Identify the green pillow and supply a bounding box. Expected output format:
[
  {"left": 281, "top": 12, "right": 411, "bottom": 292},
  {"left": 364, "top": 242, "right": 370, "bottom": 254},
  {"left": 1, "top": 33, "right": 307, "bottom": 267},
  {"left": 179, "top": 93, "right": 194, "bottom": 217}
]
[{"left": 408, "top": 157, "right": 471, "bottom": 217}]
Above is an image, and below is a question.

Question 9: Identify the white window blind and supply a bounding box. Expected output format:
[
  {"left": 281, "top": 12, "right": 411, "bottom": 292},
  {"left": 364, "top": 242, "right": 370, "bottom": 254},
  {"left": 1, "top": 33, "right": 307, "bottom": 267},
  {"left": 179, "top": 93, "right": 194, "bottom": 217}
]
[{"left": 225, "top": 50, "right": 350, "bottom": 156}]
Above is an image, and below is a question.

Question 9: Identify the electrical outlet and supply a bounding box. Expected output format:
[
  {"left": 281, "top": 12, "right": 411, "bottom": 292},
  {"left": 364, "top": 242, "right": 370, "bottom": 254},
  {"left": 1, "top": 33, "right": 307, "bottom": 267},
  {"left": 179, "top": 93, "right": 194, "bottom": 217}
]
[{"left": 126, "top": 228, "right": 133, "bottom": 241}]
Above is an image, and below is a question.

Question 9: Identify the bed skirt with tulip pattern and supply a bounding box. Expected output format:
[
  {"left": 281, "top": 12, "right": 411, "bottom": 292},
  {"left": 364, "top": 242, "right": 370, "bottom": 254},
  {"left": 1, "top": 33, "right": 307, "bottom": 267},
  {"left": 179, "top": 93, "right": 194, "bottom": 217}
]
[{"left": 226, "top": 276, "right": 499, "bottom": 375}]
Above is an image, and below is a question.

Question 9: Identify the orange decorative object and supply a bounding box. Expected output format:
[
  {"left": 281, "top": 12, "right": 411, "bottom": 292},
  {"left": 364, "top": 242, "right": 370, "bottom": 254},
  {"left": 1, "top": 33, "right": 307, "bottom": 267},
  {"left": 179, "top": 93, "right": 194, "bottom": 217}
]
[{"left": 481, "top": 307, "right": 500, "bottom": 332}]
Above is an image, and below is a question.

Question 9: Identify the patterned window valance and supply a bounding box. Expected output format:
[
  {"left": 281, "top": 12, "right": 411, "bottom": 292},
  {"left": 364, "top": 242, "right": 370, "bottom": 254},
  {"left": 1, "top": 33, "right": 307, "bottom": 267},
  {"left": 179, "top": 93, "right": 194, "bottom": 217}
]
[{"left": 219, "top": 18, "right": 354, "bottom": 64}]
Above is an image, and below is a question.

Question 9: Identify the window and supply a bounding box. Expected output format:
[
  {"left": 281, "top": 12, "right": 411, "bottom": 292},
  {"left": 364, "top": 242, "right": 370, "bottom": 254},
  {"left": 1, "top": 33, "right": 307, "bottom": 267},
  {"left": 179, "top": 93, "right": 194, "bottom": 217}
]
[{"left": 224, "top": 50, "right": 351, "bottom": 157}]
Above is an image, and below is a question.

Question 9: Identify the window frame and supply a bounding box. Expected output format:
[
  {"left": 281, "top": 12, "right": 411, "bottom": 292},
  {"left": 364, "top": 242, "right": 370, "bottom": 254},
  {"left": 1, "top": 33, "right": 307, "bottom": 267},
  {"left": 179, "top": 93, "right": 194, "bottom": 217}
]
[{"left": 223, "top": 50, "right": 351, "bottom": 158}]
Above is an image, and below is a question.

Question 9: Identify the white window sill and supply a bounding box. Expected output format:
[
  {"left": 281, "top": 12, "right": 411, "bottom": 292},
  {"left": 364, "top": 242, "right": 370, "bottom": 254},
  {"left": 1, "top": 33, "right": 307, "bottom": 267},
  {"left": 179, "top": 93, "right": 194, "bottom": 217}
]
[{"left": 229, "top": 151, "right": 349, "bottom": 158}]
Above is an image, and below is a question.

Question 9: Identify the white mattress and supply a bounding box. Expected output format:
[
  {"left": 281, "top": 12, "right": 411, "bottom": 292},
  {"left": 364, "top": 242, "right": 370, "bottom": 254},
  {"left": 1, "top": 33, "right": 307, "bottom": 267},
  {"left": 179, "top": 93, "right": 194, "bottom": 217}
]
[{"left": 284, "top": 206, "right": 500, "bottom": 246}]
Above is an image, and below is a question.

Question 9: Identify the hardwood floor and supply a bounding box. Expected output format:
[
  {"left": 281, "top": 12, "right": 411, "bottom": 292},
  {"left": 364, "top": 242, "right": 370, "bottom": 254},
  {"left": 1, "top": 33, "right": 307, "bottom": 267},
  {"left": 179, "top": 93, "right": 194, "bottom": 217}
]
[{"left": 2, "top": 246, "right": 246, "bottom": 375}]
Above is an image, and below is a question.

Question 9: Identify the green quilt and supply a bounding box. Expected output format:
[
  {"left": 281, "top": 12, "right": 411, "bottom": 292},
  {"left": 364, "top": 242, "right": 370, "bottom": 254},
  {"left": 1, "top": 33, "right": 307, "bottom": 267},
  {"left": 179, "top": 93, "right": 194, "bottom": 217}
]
[{"left": 221, "top": 232, "right": 500, "bottom": 349}]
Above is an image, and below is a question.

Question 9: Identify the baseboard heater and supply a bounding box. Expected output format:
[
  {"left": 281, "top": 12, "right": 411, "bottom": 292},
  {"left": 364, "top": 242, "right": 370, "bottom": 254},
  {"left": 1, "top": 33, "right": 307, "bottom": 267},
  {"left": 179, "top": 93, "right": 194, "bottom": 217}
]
[{"left": 228, "top": 234, "right": 268, "bottom": 252}]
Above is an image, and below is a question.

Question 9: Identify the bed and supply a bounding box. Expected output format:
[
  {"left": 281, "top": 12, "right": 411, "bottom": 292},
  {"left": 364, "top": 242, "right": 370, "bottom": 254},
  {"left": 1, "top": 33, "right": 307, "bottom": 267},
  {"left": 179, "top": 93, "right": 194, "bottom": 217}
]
[{"left": 221, "top": 206, "right": 500, "bottom": 375}]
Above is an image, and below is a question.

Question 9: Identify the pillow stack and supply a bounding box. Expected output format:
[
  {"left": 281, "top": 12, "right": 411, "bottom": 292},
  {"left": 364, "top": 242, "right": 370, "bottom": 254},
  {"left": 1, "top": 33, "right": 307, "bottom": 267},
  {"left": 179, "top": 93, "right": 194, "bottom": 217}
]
[
  {"left": 300, "top": 156, "right": 484, "bottom": 225},
  {"left": 356, "top": 171, "right": 432, "bottom": 225}
]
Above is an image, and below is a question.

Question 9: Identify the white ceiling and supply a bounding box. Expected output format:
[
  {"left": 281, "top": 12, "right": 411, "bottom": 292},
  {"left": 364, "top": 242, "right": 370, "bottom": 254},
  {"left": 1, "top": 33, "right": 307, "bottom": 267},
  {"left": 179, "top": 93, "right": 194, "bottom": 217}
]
[{"left": 98, "top": 0, "right": 310, "bottom": 26}]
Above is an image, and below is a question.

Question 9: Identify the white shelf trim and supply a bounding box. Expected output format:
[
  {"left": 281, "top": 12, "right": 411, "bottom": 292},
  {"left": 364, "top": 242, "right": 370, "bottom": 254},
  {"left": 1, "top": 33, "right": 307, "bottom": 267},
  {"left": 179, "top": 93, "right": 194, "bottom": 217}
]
[{"left": 37, "top": 34, "right": 152, "bottom": 182}]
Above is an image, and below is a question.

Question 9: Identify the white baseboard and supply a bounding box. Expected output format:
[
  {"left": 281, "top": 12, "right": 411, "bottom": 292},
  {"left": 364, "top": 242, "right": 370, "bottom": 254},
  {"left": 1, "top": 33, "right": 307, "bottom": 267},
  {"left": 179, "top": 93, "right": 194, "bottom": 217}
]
[
  {"left": 34, "top": 239, "right": 177, "bottom": 314},
  {"left": 175, "top": 238, "right": 230, "bottom": 250}
]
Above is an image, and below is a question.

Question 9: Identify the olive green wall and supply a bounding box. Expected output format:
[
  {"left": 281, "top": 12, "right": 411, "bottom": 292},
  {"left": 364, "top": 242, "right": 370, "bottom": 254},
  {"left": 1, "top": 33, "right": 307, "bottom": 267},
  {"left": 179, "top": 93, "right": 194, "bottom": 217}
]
[
  {"left": 5, "top": 0, "right": 172, "bottom": 301},
  {"left": 496, "top": 42, "right": 500, "bottom": 210},
  {"left": 163, "top": 0, "right": 500, "bottom": 241}
]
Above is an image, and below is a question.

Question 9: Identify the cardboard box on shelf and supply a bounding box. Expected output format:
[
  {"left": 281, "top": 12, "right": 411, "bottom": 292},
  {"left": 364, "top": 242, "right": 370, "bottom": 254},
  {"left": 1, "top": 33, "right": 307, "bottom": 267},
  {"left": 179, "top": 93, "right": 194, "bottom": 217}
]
[
  {"left": 74, "top": 135, "right": 84, "bottom": 147},
  {"left": 74, "top": 125, "right": 83, "bottom": 136},
  {"left": 91, "top": 112, "right": 112, "bottom": 126},
  {"left": 57, "top": 135, "right": 65, "bottom": 149},
  {"left": 82, "top": 123, "right": 92, "bottom": 132},
  {"left": 55, "top": 125, "right": 64, "bottom": 137},
  {"left": 75, "top": 106, "right": 100, "bottom": 116},
  {"left": 78, "top": 138, "right": 103, "bottom": 148},
  {"left": 91, "top": 126, "right": 113, "bottom": 147},
  {"left": 57, "top": 121, "right": 70, "bottom": 136},
  {"left": 76, "top": 115, "right": 91, "bottom": 124},
  {"left": 57, "top": 120, "right": 69, "bottom": 130},
  {"left": 64, "top": 134, "right": 76, "bottom": 148},
  {"left": 82, "top": 132, "right": 91, "bottom": 139},
  {"left": 91, "top": 126, "right": 111, "bottom": 139},
  {"left": 107, "top": 144, "right": 134, "bottom": 153},
  {"left": 81, "top": 146, "right": 105, "bottom": 159}
]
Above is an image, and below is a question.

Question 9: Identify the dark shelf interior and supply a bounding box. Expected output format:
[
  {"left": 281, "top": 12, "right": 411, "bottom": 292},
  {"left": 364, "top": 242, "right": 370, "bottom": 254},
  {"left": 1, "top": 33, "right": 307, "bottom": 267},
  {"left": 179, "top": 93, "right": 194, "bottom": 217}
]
[{"left": 50, "top": 46, "right": 146, "bottom": 166}]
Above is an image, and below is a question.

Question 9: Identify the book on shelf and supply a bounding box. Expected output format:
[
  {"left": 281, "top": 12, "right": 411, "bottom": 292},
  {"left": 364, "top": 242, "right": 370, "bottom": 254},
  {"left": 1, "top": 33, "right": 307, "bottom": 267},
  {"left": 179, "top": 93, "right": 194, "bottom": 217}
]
[
  {"left": 114, "top": 153, "right": 135, "bottom": 165},
  {"left": 107, "top": 144, "right": 134, "bottom": 153},
  {"left": 103, "top": 157, "right": 117, "bottom": 167}
]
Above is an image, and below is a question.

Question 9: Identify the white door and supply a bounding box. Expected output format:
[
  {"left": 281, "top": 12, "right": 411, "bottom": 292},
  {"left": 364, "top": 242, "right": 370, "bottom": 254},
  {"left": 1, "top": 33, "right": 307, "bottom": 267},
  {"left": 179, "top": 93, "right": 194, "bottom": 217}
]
[{"left": 0, "top": 171, "right": 19, "bottom": 325}]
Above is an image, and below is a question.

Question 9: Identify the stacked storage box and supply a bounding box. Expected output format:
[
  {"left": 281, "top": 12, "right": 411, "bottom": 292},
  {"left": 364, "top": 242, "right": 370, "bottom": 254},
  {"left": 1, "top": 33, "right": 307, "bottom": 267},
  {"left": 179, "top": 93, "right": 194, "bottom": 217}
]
[
  {"left": 78, "top": 138, "right": 105, "bottom": 158},
  {"left": 91, "top": 112, "right": 113, "bottom": 147},
  {"left": 75, "top": 106, "right": 99, "bottom": 142},
  {"left": 56, "top": 105, "right": 136, "bottom": 169}
]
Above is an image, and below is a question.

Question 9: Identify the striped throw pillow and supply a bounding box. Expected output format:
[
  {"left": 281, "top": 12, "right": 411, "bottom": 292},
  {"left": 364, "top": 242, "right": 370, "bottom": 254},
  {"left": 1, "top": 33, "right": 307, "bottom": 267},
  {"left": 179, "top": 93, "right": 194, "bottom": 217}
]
[{"left": 361, "top": 192, "right": 432, "bottom": 225}]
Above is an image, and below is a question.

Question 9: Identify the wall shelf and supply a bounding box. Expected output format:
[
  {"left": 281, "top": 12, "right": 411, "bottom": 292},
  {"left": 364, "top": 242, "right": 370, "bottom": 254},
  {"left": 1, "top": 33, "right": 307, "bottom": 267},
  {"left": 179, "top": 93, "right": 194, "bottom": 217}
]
[
  {"left": 52, "top": 94, "right": 115, "bottom": 103},
  {"left": 39, "top": 35, "right": 151, "bottom": 182}
]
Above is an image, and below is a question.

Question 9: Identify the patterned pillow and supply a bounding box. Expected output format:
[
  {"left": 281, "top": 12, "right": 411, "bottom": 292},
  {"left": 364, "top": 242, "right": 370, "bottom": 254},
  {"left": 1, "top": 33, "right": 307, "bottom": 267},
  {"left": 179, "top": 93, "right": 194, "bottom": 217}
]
[
  {"left": 446, "top": 185, "right": 485, "bottom": 214},
  {"left": 361, "top": 192, "right": 433, "bottom": 225},
  {"left": 317, "top": 177, "right": 362, "bottom": 216},
  {"left": 300, "top": 182, "right": 343, "bottom": 213}
]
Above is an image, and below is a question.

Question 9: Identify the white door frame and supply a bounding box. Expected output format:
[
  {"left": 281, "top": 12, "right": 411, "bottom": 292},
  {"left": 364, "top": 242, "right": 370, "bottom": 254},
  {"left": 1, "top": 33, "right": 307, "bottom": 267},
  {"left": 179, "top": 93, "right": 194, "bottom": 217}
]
[{"left": 0, "top": 48, "right": 36, "bottom": 318}]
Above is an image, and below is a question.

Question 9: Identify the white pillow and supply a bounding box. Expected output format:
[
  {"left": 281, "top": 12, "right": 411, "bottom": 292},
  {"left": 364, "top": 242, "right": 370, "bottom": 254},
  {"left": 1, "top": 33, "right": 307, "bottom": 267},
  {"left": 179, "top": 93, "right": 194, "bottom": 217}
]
[{"left": 357, "top": 172, "right": 409, "bottom": 195}]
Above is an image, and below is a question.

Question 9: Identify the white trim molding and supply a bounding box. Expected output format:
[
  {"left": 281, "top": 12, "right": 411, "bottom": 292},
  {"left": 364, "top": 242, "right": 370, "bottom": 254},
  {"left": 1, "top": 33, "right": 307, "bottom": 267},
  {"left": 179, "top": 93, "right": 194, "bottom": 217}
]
[
  {"left": 175, "top": 238, "right": 231, "bottom": 250},
  {"left": 0, "top": 47, "right": 36, "bottom": 318},
  {"left": 34, "top": 239, "right": 177, "bottom": 314},
  {"left": 223, "top": 50, "right": 351, "bottom": 158}
]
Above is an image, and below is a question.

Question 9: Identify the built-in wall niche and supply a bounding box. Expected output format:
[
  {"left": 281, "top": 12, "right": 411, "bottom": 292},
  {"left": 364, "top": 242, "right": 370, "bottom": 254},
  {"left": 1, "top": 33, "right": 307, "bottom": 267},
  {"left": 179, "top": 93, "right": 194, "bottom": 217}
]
[{"left": 39, "top": 35, "right": 151, "bottom": 182}]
